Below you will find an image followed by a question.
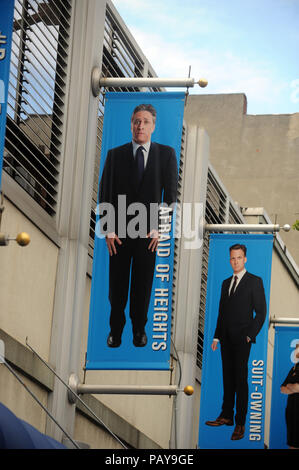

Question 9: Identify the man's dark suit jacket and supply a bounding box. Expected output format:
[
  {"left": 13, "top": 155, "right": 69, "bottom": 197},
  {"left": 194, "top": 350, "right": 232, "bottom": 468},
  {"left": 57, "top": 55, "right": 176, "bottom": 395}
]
[
  {"left": 99, "top": 141, "right": 178, "bottom": 235},
  {"left": 214, "top": 271, "right": 267, "bottom": 344}
]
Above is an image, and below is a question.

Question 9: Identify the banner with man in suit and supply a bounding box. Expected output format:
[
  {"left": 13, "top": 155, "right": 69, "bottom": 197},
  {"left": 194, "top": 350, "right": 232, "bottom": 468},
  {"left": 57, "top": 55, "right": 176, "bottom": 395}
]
[
  {"left": 269, "top": 326, "right": 299, "bottom": 449},
  {"left": 0, "top": 0, "right": 14, "bottom": 189},
  {"left": 86, "top": 92, "right": 184, "bottom": 370},
  {"left": 198, "top": 234, "right": 273, "bottom": 449}
]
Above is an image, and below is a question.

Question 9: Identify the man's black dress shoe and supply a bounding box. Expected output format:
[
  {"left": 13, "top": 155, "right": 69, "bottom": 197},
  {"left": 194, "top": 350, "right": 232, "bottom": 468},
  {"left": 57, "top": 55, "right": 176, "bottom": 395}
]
[
  {"left": 107, "top": 333, "right": 121, "bottom": 348},
  {"left": 205, "top": 416, "right": 234, "bottom": 427},
  {"left": 231, "top": 424, "right": 245, "bottom": 440},
  {"left": 133, "top": 331, "right": 147, "bottom": 347}
]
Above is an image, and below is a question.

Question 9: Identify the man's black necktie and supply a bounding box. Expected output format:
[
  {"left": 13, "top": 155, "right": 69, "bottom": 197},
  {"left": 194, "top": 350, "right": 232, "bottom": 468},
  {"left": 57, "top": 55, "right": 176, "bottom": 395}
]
[
  {"left": 230, "top": 275, "right": 238, "bottom": 296},
  {"left": 136, "top": 146, "right": 144, "bottom": 185}
]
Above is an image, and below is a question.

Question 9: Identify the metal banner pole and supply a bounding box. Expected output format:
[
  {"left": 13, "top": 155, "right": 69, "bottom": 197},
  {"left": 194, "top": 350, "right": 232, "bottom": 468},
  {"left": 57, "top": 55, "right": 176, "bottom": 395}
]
[
  {"left": 204, "top": 223, "right": 291, "bottom": 233},
  {"left": 270, "top": 317, "right": 299, "bottom": 325},
  {"left": 91, "top": 67, "right": 208, "bottom": 96}
]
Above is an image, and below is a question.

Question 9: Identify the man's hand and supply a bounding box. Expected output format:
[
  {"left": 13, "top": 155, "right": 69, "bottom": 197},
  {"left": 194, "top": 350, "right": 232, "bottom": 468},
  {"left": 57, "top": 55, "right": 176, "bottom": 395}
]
[
  {"left": 281, "top": 384, "right": 299, "bottom": 395},
  {"left": 147, "top": 229, "right": 159, "bottom": 252},
  {"left": 211, "top": 340, "right": 218, "bottom": 351},
  {"left": 105, "top": 232, "right": 122, "bottom": 256}
]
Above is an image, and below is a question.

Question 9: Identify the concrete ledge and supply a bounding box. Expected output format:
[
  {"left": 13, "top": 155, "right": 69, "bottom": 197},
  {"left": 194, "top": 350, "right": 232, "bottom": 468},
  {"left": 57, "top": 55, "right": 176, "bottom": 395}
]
[
  {"left": 76, "top": 394, "right": 162, "bottom": 449},
  {"left": 0, "top": 329, "right": 54, "bottom": 392}
]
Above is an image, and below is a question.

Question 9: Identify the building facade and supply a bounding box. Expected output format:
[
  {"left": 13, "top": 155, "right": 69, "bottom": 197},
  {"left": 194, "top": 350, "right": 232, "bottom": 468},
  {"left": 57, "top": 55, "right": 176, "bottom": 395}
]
[
  {"left": 0, "top": 0, "right": 298, "bottom": 449},
  {"left": 185, "top": 94, "right": 299, "bottom": 264}
]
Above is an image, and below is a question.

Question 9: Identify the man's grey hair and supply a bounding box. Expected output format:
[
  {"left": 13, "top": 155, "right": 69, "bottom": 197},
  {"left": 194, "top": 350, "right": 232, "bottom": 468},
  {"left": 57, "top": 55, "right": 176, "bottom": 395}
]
[{"left": 131, "top": 103, "right": 157, "bottom": 123}]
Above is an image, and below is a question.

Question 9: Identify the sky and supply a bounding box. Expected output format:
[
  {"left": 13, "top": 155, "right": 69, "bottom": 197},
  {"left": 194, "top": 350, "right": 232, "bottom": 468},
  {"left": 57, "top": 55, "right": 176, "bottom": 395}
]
[{"left": 112, "top": 0, "right": 299, "bottom": 115}]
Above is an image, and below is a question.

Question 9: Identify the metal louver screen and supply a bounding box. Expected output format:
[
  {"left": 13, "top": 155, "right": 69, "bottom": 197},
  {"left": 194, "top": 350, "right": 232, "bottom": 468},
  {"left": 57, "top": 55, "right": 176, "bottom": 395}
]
[
  {"left": 197, "top": 168, "right": 245, "bottom": 369},
  {"left": 171, "top": 125, "right": 186, "bottom": 330},
  {"left": 102, "top": 6, "right": 144, "bottom": 90},
  {"left": 3, "top": 0, "right": 72, "bottom": 217},
  {"left": 197, "top": 169, "right": 228, "bottom": 369}
]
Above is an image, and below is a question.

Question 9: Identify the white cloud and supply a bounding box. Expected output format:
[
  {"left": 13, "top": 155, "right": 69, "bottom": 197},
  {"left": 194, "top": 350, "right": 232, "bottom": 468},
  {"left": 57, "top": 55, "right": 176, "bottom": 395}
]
[
  {"left": 112, "top": 0, "right": 298, "bottom": 114},
  {"left": 129, "top": 26, "right": 282, "bottom": 108}
]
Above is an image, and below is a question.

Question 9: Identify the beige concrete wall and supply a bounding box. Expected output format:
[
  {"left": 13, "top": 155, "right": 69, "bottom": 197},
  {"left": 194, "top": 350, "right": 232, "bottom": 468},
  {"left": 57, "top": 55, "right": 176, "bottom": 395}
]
[
  {"left": 185, "top": 94, "right": 299, "bottom": 264},
  {"left": 0, "top": 197, "right": 58, "bottom": 361},
  {"left": 0, "top": 365, "right": 48, "bottom": 433},
  {"left": 269, "top": 250, "right": 299, "bottom": 318},
  {"left": 74, "top": 411, "right": 124, "bottom": 449}
]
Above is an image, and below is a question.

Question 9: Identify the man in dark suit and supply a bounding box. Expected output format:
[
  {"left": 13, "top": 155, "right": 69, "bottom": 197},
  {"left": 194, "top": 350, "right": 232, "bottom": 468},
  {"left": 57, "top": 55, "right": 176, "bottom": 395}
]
[
  {"left": 205, "top": 244, "right": 267, "bottom": 440},
  {"left": 99, "top": 103, "right": 178, "bottom": 348}
]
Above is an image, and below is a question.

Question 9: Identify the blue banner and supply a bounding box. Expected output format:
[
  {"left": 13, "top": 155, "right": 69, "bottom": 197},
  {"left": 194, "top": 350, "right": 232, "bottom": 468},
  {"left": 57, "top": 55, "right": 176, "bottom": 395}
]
[
  {"left": 0, "top": 0, "right": 14, "bottom": 189},
  {"left": 269, "top": 326, "right": 299, "bottom": 449},
  {"left": 86, "top": 92, "right": 185, "bottom": 370},
  {"left": 198, "top": 234, "right": 273, "bottom": 449}
]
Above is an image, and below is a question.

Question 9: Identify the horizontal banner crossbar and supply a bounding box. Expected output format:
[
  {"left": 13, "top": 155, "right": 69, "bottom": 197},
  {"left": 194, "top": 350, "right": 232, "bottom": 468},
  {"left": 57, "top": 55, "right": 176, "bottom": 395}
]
[
  {"left": 204, "top": 223, "right": 291, "bottom": 233},
  {"left": 270, "top": 317, "right": 299, "bottom": 325},
  {"left": 76, "top": 384, "right": 178, "bottom": 396},
  {"left": 100, "top": 77, "right": 196, "bottom": 88},
  {"left": 91, "top": 67, "right": 208, "bottom": 96},
  {"left": 68, "top": 375, "right": 193, "bottom": 400}
]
